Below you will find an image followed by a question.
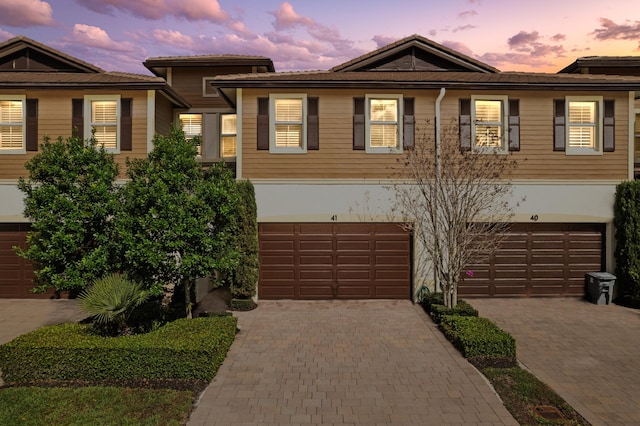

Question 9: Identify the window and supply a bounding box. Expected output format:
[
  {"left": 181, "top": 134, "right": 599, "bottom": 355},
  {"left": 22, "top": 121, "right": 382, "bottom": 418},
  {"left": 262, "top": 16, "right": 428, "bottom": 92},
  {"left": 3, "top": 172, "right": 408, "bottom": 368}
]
[
  {"left": 365, "top": 95, "right": 402, "bottom": 153},
  {"left": 179, "top": 113, "right": 203, "bottom": 155},
  {"left": 269, "top": 94, "right": 307, "bottom": 153},
  {"left": 220, "top": 114, "right": 237, "bottom": 157},
  {"left": 472, "top": 95, "right": 508, "bottom": 151},
  {"left": 0, "top": 96, "right": 25, "bottom": 153},
  {"left": 84, "top": 95, "right": 120, "bottom": 152},
  {"left": 566, "top": 97, "right": 602, "bottom": 154}
]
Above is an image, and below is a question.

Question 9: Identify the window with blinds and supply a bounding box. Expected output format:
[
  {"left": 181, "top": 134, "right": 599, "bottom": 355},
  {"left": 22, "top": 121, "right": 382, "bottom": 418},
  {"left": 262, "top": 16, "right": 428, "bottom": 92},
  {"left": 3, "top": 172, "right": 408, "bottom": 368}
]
[
  {"left": 568, "top": 101, "right": 597, "bottom": 149},
  {"left": 179, "top": 113, "right": 203, "bottom": 155},
  {"left": 0, "top": 99, "right": 24, "bottom": 150},
  {"left": 473, "top": 99, "right": 504, "bottom": 148},
  {"left": 274, "top": 98, "right": 303, "bottom": 148},
  {"left": 220, "top": 114, "right": 237, "bottom": 157},
  {"left": 91, "top": 100, "right": 118, "bottom": 149},
  {"left": 369, "top": 99, "right": 398, "bottom": 148}
]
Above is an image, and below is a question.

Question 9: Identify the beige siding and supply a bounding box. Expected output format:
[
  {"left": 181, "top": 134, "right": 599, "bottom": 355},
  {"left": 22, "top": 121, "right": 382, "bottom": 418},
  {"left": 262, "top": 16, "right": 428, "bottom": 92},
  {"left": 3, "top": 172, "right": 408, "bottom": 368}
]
[
  {"left": 0, "top": 89, "right": 150, "bottom": 179},
  {"left": 241, "top": 89, "right": 630, "bottom": 181}
]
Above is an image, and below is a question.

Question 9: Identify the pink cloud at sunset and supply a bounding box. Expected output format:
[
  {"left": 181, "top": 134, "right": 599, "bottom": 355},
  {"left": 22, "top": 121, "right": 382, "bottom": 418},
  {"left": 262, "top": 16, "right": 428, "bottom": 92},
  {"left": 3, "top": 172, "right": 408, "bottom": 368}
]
[{"left": 0, "top": 0, "right": 638, "bottom": 75}]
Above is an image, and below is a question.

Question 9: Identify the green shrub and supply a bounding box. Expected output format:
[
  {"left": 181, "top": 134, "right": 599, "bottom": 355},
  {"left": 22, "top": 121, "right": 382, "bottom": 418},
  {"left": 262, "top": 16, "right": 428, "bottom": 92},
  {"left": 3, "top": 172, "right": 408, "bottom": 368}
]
[
  {"left": 614, "top": 180, "right": 640, "bottom": 307},
  {"left": 439, "top": 315, "right": 516, "bottom": 361},
  {"left": 77, "top": 273, "right": 149, "bottom": 336},
  {"left": 0, "top": 316, "right": 237, "bottom": 384},
  {"left": 420, "top": 292, "right": 444, "bottom": 313},
  {"left": 429, "top": 300, "right": 478, "bottom": 324},
  {"left": 229, "top": 179, "right": 259, "bottom": 299}
]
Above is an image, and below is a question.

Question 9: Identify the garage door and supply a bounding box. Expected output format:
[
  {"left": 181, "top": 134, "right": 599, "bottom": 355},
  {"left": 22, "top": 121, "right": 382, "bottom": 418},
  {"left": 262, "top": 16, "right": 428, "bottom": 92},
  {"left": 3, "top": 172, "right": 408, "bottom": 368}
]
[
  {"left": 259, "top": 223, "right": 411, "bottom": 299},
  {"left": 0, "top": 223, "right": 45, "bottom": 299},
  {"left": 459, "top": 223, "right": 604, "bottom": 297}
]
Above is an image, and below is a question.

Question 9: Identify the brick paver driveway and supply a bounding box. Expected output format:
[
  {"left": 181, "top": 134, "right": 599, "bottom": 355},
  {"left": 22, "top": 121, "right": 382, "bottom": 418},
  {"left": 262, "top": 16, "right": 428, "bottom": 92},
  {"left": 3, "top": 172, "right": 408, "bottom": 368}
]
[
  {"left": 188, "top": 300, "right": 516, "bottom": 425},
  {"left": 472, "top": 298, "right": 640, "bottom": 426}
]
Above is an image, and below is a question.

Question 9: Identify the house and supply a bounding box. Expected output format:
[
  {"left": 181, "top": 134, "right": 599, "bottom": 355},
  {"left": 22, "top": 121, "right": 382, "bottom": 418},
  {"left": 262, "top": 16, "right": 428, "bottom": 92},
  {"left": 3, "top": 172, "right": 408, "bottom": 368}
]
[
  {"left": 210, "top": 35, "right": 640, "bottom": 299},
  {"left": 1, "top": 34, "right": 640, "bottom": 300},
  {"left": 0, "top": 35, "right": 189, "bottom": 297}
]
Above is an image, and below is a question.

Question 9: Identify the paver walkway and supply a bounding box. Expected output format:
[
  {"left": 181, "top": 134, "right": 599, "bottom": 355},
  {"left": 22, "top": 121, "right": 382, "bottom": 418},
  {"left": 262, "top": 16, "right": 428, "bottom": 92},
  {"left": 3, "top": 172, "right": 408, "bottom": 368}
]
[
  {"left": 472, "top": 297, "right": 640, "bottom": 426},
  {"left": 188, "top": 300, "right": 516, "bottom": 425},
  {"left": 0, "top": 299, "right": 84, "bottom": 345}
]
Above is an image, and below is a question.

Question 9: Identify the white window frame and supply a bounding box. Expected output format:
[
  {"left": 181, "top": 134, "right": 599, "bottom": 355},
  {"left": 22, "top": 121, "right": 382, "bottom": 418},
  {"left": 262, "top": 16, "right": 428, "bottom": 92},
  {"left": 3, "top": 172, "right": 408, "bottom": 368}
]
[
  {"left": 471, "top": 95, "right": 508, "bottom": 153},
  {"left": 269, "top": 93, "right": 307, "bottom": 154},
  {"left": 365, "top": 94, "right": 403, "bottom": 154},
  {"left": 84, "top": 94, "right": 121, "bottom": 153},
  {"left": 178, "top": 112, "right": 203, "bottom": 156},
  {"left": 220, "top": 113, "right": 237, "bottom": 158},
  {"left": 0, "top": 95, "right": 26, "bottom": 154},
  {"left": 565, "top": 96, "right": 603, "bottom": 156}
]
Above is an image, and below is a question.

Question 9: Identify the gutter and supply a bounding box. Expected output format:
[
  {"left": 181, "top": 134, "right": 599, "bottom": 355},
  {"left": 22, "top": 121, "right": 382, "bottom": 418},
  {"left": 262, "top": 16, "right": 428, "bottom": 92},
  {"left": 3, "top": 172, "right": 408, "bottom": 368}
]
[{"left": 433, "top": 88, "right": 446, "bottom": 293}]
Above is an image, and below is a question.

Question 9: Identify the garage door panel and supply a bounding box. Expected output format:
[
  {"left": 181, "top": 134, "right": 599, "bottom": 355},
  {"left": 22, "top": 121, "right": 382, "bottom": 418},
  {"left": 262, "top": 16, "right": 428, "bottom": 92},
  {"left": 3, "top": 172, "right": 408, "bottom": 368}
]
[
  {"left": 337, "top": 240, "right": 370, "bottom": 251},
  {"left": 260, "top": 240, "right": 294, "bottom": 251},
  {"left": 259, "top": 223, "right": 411, "bottom": 300},
  {"left": 459, "top": 223, "right": 604, "bottom": 297},
  {"left": 300, "top": 255, "right": 333, "bottom": 266},
  {"left": 1, "top": 224, "right": 41, "bottom": 298}
]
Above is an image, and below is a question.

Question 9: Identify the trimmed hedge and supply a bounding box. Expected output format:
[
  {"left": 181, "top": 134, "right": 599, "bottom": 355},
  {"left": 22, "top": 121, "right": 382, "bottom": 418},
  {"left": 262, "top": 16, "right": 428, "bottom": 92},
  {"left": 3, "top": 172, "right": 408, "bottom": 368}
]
[
  {"left": 429, "top": 301, "right": 479, "bottom": 324},
  {"left": 439, "top": 315, "right": 516, "bottom": 360},
  {"left": 0, "top": 316, "right": 237, "bottom": 384},
  {"left": 614, "top": 180, "right": 640, "bottom": 307}
]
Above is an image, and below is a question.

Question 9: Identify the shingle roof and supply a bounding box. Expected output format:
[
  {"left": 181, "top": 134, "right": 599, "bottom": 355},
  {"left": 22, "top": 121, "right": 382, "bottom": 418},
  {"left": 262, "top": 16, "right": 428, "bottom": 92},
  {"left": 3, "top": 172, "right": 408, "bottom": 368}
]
[
  {"left": 144, "top": 54, "right": 275, "bottom": 73},
  {"left": 559, "top": 56, "right": 640, "bottom": 74},
  {"left": 331, "top": 34, "right": 500, "bottom": 73},
  {"left": 212, "top": 70, "right": 640, "bottom": 90}
]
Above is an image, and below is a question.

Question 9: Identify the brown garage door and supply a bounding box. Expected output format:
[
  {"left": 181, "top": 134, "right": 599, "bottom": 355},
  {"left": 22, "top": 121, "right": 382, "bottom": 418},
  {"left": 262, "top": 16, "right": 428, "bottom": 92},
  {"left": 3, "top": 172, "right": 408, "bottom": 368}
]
[
  {"left": 0, "top": 223, "right": 46, "bottom": 299},
  {"left": 259, "top": 223, "right": 411, "bottom": 299},
  {"left": 459, "top": 223, "right": 604, "bottom": 297}
]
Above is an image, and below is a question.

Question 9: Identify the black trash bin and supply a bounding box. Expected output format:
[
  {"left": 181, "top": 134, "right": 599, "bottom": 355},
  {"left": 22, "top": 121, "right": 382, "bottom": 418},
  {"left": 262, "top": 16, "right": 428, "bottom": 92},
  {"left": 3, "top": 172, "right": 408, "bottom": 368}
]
[{"left": 585, "top": 272, "right": 616, "bottom": 305}]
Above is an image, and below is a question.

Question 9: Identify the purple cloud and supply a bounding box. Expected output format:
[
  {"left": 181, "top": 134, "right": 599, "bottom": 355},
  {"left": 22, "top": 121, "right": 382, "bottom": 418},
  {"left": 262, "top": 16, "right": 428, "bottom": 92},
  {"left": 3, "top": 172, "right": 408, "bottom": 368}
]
[
  {"left": 441, "top": 40, "right": 474, "bottom": 57},
  {"left": 508, "top": 31, "right": 540, "bottom": 50},
  {"left": 372, "top": 35, "right": 398, "bottom": 48},
  {"left": 0, "top": 0, "right": 55, "bottom": 27},
  {"left": 591, "top": 18, "right": 640, "bottom": 40},
  {"left": 76, "top": 0, "right": 229, "bottom": 23},
  {"left": 458, "top": 10, "right": 478, "bottom": 19},
  {"left": 453, "top": 24, "right": 476, "bottom": 33}
]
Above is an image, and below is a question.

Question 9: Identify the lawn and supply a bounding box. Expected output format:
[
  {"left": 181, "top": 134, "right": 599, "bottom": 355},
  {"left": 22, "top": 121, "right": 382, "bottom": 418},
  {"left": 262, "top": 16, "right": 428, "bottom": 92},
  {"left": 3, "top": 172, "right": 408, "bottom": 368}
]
[{"left": 0, "top": 386, "right": 195, "bottom": 426}]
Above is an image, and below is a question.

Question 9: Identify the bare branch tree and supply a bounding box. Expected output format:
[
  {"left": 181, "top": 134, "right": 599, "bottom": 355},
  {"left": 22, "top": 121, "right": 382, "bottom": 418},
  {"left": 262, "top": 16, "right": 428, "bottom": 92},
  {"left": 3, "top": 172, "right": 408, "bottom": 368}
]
[{"left": 391, "top": 120, "right": 521, "bottom": 307}]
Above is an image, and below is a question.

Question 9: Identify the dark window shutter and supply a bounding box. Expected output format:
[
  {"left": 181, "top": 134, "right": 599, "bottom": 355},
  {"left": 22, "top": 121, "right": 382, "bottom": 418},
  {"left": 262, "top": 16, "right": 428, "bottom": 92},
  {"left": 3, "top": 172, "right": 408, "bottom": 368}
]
[
  {"left": 120, "top": 98, "right": 132, "bottom": 151},
  {"left": 553, "top": 99, "right": 565, "bottom": 151},
  {"left": 25, "top": 99, "right": 38, "bottom": 151},
  {"left": 508, "top": 99, "right": 520, "bottom": 152},
  {"left": 603, "top": 99, "right": 615, "bottom": 152},
  {"left": 72, "top": 99, "right": 83, "bottom": 139},
  {"left": 257, "top": 97, "right": 269, "bottom": 150},
  {"left": 459, "top": 99, "right": 471, "bottom": 151},
  {"left": 403, "top": 97, "right": 415, "bottom": 150},
  {"left": 307, "top": 97, "right": 319, "bottom": 150},
  {"left": 353, "top": 97, "right": 365, "bottom": 150}
]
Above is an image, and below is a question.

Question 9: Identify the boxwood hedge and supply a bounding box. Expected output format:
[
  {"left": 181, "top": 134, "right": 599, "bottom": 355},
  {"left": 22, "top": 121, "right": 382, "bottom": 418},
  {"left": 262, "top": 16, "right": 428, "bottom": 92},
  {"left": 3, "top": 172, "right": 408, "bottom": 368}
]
[
  {"left": 439, "top": 315, "right": 515, "bottom": 361},
  {"left": 429, "top": 301, "right": 478, "bottom": 324},
  {"left": 0, "top": 316, "right": 237, "bottom": 384}
]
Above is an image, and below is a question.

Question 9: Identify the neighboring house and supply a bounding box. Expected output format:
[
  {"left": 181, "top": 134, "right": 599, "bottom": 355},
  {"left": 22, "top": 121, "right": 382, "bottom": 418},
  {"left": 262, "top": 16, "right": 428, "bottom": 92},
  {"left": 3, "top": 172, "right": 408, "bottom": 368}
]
[
  {"left": 2, "top": 34, "right": 640, "bottom": 301},
  {"left": 558, "top": 56, "right": 640, "bottom": 179},
  {"left": 0, "top": 36, "right": 190, "bottom": 298}
]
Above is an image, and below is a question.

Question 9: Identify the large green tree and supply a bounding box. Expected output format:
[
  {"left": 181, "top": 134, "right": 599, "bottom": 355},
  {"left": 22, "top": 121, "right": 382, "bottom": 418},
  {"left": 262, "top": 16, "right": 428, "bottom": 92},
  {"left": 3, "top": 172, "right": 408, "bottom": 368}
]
[
  {"left": 115, "top": 125, "right": 239, "bottom": 316},
  {"left": 17, "top": 135, "right": 120, "bottom": 294}
]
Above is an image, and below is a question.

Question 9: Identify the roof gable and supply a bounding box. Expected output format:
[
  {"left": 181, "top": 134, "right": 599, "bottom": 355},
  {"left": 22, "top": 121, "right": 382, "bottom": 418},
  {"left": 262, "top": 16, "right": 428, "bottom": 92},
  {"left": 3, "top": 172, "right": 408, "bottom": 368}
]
[
  {"left": 331, "top": 34, "right": 499, "bottom": 73},
  {"left": 0, "top": 35, "right": 103, "bottom": 73}
]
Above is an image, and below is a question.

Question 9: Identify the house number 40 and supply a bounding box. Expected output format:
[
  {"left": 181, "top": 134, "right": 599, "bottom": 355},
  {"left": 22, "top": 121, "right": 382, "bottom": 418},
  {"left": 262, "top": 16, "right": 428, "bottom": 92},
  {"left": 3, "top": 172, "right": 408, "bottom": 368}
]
[{"left": 530, "top": 215, "right": 539, "bottom": 221}]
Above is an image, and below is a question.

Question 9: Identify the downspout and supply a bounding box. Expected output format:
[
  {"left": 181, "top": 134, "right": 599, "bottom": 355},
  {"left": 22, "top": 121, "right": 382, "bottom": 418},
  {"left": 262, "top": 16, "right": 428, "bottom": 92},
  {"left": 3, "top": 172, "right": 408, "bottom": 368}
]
[{"left": 434, "top": 88, "right": 446, "bottom": 294}]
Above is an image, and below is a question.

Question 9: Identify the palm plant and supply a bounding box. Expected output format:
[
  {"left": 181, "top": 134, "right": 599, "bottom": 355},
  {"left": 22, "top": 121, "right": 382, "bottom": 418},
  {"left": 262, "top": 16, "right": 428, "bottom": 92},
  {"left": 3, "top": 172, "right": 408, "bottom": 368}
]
[{"left": 77, "top": 273, "right": 149, "bottom": 336}]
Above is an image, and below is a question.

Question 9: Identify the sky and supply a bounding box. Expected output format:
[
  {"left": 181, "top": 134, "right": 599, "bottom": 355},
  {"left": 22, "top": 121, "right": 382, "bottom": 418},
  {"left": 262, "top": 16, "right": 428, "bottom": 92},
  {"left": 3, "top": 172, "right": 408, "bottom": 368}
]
[{"left": 0, "top": 0, "right": 639, "bottom": 76}]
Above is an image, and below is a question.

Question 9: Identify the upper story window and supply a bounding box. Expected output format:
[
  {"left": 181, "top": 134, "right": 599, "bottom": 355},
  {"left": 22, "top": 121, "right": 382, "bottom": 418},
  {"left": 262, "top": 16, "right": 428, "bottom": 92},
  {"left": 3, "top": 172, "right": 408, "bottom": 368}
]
[
  {"left": 85, "top": 95, "right": 120, "bottom": 152},
  {"left": 0, "top": 96, "right": 25, "bottom": 153},
  {"left": 365, "top": 95, "right": 402, "bottom": 153},
  {"left": 270, "top": 94, "right": 307, "bottom": 153},
  {"left": 566, "top": 97, "right": 602, "bottom": 154},
  {"left": 220, "top": 114, "right": 237, "bottom": 157},
  {"left": 471, "top": 95, "right": 508, "bottom": 151},
  {"left": 179, "top": 113, "right": 203, "bottom": 155}
]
